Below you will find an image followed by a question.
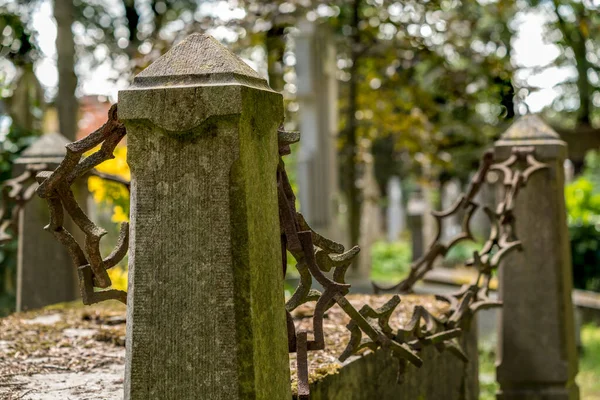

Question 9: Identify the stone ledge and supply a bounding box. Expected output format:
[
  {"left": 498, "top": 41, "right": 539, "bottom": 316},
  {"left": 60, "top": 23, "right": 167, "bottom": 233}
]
[
  {"left": 0, "top": 294, "right": 478, "bottom": 399},
  {"left": 290, "top": 294, "right": 478, "bottom": 400}
]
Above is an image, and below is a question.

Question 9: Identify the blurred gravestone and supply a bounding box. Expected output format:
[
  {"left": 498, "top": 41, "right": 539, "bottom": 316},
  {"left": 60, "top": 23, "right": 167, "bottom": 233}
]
[
  {"left": 386, "top": 176, "right": 404, "bottom": 242},
  {"left": 470, "top": 174, "right": 496, "bottom": 240},
  {"left": 13, "top": 133, "right": 81, "bottom": 311},
  {"left": 358, "top": 149, "right": 383, "bottom": 278},
  {"left": 407, "top": 190, "right": 426, "bottom": 262},
  {"left": 295, "top": 20, "right": 339, "bottom": 241},
  {"left": 495, "top": 116, "right": 579, "bottom": 400},
  {"left": 564, "top": 158, "right": 575, "bottom": 184},
  {"left": 440, "top": 178, "right": 461, "bottom": 242}
]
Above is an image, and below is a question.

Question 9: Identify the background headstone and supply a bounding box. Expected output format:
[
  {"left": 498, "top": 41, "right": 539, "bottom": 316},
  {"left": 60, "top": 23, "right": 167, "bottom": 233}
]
[
  {"left": 470, "top": 173, "right": 497, "bottom": 241},
  {"left": 358, "top": 147, "right": 383, "bottom": 278},
  {"left": 386, "top": 176, "right": 404, "bottom": 242},
  {"left": 13, "top": 132, "right": 81, "bottom": 311},
  {"left": 295, "top": 20, "right": 340, "bottom": 241},
  {"left": 440, "top": 178, "right": 462, "bottom": 242},
  {"left": 407, "top": 190, "right": 426, "bottom": 262},
  {"left": 564, "top": 158, "right": 575, "bottom": 184},
  {"left": 495, "top": 116, "right": 579, "bottom": 400}
]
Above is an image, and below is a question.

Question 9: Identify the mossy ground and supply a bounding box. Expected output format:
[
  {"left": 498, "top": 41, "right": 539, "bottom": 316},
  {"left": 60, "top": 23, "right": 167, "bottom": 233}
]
[
  {"left": 9, "top": 296, "right": 597, "bottom": 399},
  {"left": 575, "top": 324, "right": 600, "bottom": 400},
  {"left": 288, "top": 294, "right": 450, "bottom": 396},
  {"left": 0, "top": 295, "right": 449, "bottom": 398}
]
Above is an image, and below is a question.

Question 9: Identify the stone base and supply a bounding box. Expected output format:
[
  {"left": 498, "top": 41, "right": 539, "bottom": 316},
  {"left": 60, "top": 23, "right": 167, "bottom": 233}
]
[
  {"left": 300, "top": 323, "right": 479, "bottom": 400},
  {"left": 497, "top": 384, "right": 580, "bottom": 400}
]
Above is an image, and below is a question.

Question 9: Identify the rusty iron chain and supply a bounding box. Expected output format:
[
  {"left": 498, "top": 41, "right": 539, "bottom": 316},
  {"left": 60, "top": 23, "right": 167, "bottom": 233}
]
[
  {"left": 0, "top": 163, "right": 48, "bottom": 244},
  {"left": 0, "top": 165, "right": 130, "bottom": 247},
  {"left": 279, "top": 134, "right": 548, "bottom": 398},
  {"left": 28, "top": 104, "right": 547, "bottom": 399},
  {"left": 34, "top": 104, "right": 129, "bottom": 305}
]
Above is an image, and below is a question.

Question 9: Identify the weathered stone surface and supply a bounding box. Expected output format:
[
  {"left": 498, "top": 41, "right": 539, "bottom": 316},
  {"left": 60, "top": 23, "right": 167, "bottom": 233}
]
[
  {"left": 13, "top": 132, "right": 80, "bottom": 312},
  {"left": 119, "top": 33, "right": 290, "bottom": 400},
  {"left": 295, "top": 21, "right": 339, "bottom": 241},
  {"left": 302, "top": 320, "right": 479, "bottom": 400},
  {"left": 1, "top": 295, "right": 478, "bottom": 399},
  {"left": 495, "top": 115, "right": 579, "bottom": 400},
  {"left": 407, "top": 191, "right": 426, "bottom": 261}
]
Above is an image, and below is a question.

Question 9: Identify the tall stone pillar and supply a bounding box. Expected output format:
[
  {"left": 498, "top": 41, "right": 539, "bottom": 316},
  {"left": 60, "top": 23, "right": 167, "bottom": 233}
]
[
  {"left": 440, "top": 178, "right": 462, "bottom": 242},
  {"left": 407, "top": 190, "right": 426, "bottom": 262},
  {"left": 495, "top": 116, "right": 579, "bottom": 400},
  {"left": 358, "top": 149, "right": 383, "bottom": 277},
  {"left": 386, "top": 176, "right": 404, "bottom": 242},
  {"left": 295, "top": 20, "right": 339, "bottom": 240},
  {"left": 118, "top": 34, "right": 291, "bottom": 400},
  {"left": 14, "top": 133, "right": 80, "bottom": 311}
]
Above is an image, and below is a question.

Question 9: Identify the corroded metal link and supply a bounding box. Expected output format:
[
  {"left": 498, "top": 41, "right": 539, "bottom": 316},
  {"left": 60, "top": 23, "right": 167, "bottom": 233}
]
[
  {"left": 0, "top": 165, "right": 129, "bottom": 246},
  {"left": 35, "top": 104, "right": 129, "bottom": 305},
  {"left": 86, "top": 169, "right": 131, "bottom": 192},
  {"left": 30, "top": 109, "right": 544, "bottom": 399},
  {"left": 0, "top": 164, "right": 48, "bottom": 243},
  {"left": 280, "top": 139, "right": 547, "bottom": 398}
]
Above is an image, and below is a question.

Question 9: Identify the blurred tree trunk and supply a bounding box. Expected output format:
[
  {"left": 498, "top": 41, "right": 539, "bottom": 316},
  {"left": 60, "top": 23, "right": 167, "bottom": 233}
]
[
  {"left": 54, "top": 0, "right": 78, "bottom": 141},
  {"left": 123, "top": 0, "right": 140, "bottom": 59},
  {"left": 342, "top": 0, "right": 362, "bottom": 270},
  {"left": 573, "top": 25, "right": 591, "bottom": 126},
  {"left": 266, "top": 25, "right": 286, "bottom": 92},
  {"left": 552, "top": 0, "right": 592, "bottom": 126}
]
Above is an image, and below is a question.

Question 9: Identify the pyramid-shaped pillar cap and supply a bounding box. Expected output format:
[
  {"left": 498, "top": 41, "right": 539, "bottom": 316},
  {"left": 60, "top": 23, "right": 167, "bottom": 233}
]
[
  {"left": 499, "top": 115, "right": 561, "bottom": 142},
  {"left": 495, "top": 114, "right": 567, "bottom": 159},
  {"left": 130, "top": 33, "right": 270, "bottom": 90},
  {"left": 119, "top": 33, "right": 282, "bottom": 132},
  {"left": 15, "top": 132, "right": 70, "bottom": 165}
]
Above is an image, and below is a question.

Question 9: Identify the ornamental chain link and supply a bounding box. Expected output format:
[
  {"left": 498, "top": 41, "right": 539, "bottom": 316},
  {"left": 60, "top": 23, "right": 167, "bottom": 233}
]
[
  {"left": 35, "top": 105, "right": 128, "bottom": 305},
  {"left": 27, "top": 105, "right": 547, "bottom": 399}
]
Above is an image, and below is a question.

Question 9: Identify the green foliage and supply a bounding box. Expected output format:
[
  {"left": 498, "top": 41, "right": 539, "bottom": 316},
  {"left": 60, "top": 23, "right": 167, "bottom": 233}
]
[
  {"left": 566, "top": 151, "right": 600, "bottom": 292},
  {"left": 523, "top": 1, "right": 600, "bottom": 127},
  {"left": 478, "top": 337, "right": 499, "bottom": 400},
  {"left": 333, "top": 0, "right": 519, "bottom": 182},
  {"left": 370, "top": 240, "right": 411, "bottom": 282},
  {"left": 0, "top": 7, "right": 43, "bottom": 316},
  {"left": 0, "top": 239, "right": 18, "bottom": 317},
  {"left": 0, "top": 6, "right": 40, "bottom": 66},
  {"left": 0, "top": 123, "right": 39, "bottom": 317},
  {"left": 443, "top": 240, "right": 483, "bottom": 268},
  {"left": 578, "top": 324, "right": 600, "bottom": 398},
  {"left": 0, "top": 124, "right": 40, "bottom": 317}
]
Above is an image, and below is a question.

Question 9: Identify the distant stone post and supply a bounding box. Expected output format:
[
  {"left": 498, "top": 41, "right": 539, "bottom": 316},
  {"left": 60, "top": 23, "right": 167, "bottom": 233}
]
[
  {"left": 295, "top": 20, "right": 339, "bottom": 241},
  {"left": 495, "top": 116, "right": 579, "bottom": 400},
  {"left": 14, "top": 133, "right": 80, "bottom": 311},
  {"left": 407, "top": 191, "right": 426, "bottom": 262},
  {"left": 118, "top": 34, "right": 291, "bottom": 399},
  {"left": 386, "top": 176, "right": 404, "bottom": 242}
]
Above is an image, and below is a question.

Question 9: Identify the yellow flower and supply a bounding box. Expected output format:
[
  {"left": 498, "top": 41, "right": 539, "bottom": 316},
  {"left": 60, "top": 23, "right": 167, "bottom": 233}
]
[
  {"left": 87, "top": 146, "right": 130, "bottom": 222},
  {"left": 108, "top": 267, "right": 128, "bottom": 292}
]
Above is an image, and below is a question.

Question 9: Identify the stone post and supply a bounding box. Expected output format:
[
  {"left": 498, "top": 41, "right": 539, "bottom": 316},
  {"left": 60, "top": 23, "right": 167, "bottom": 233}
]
[
  {"left": 14, "top": 133, "right": 80, "bottom": 311},
  {"left": 407, "top": 191, "right": 425, "bottom": 262},
  {"left": 440, "top": 178, "right": 461, "bottom": 242},
  {"left": 118, "top": 34, "right": 291, "bottom": 400},
  {"left": 495, "top": 115, "right": 579, "bottom": 400},
  {"left": 358, "top": 148, "right": 383, "bottom": 277},
  {"left": 295, "top": 20, "right": 339, "bottom": 241},
  {"left": 386, "top": 176, "right": 404, "bottom": 242}
]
